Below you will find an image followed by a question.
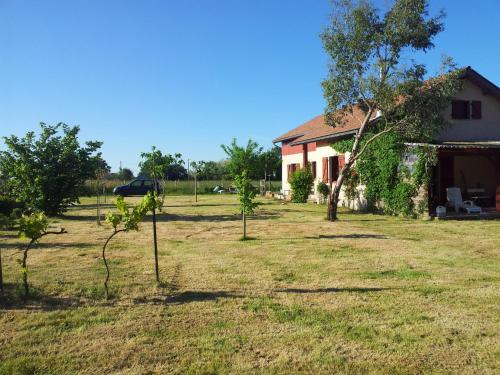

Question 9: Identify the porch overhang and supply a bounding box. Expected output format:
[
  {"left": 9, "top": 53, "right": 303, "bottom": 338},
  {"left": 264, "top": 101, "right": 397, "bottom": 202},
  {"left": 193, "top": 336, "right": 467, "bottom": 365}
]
[{"left": 405, "top": 141, "right": 500, "bottom": 150}]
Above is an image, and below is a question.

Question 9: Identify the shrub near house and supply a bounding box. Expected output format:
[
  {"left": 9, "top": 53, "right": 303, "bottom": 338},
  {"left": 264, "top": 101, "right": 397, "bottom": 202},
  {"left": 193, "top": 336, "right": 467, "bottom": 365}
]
[{"left": 290, "top": 167, "right": 314, "bottom": 203}]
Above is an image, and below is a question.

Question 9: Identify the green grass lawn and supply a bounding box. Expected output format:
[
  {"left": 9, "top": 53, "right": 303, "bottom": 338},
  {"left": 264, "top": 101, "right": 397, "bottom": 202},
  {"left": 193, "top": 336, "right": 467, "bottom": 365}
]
[{"left": 0, "top": 195, "right": 499, "bottom": 374}]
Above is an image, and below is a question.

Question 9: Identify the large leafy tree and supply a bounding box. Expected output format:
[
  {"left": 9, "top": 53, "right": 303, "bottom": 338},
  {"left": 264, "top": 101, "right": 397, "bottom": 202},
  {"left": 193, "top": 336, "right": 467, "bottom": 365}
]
[
  {"left": 0, "top": 123, "right": 106, "bottom": 215},
  {"left": 259, "top": 146, "right": 282, "bottom": 180},
  {"left": 139, "top": 148, "right": 185, "bottom": 180},
  {"left": 321, "top": 0, "right": 461, "bottom": 220},
  {"left": 221, "top": 138, "right": 263, "bottom": 179}
]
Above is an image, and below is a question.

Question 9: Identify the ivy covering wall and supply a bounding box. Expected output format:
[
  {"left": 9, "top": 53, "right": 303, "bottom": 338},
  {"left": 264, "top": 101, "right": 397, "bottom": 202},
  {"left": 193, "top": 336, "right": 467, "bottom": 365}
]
[{"left": 334, "top": 133, "right": 438, "bottom": 217}]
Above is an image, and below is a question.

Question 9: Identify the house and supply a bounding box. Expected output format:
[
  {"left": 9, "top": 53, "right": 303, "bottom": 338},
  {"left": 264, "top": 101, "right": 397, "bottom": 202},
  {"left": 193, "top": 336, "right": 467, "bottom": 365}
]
[{"left": 273, "top": 67, "right": 500, "bottom": 213}]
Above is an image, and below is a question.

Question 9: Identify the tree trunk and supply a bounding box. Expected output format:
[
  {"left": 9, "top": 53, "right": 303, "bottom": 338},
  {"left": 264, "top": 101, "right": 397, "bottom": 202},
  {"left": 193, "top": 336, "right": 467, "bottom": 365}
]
[
  {"left": 328, "top": 170, "right": 347, "bottom": 221},
  {"left": 102, "top": 230, "right": 122, "bottom": 300},
  {"left": 243, "top": 211, "right": 246, "bottom": 239},
  {"left": 327, "top": 108, "right": 374, "bottom": 222},
  {"left": 0, "top": 247, "right": 3, "bottom": 292},
  {"left": 152, "top": 207, "right": 159, "bottom": 283},
  {"left": 22, "top": 239, "right": 36, "bottom": 297}
]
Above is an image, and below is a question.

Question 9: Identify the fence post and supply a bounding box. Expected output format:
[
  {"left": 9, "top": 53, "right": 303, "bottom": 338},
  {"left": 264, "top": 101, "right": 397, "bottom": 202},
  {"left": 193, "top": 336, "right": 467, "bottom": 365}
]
[{"left": 194, "top": 174, "right": 198, "bottom": 202}]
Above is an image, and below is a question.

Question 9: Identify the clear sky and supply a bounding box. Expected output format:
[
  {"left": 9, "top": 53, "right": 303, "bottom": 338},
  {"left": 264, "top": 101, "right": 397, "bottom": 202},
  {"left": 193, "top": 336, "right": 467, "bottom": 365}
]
[{"left": 1, "top": 0, "right": 499, "bottom": 174}]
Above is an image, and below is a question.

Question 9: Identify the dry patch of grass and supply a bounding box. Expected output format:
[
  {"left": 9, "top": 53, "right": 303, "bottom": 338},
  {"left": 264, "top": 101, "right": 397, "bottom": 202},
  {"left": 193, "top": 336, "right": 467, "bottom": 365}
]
[{"left": 0, "top": 194, "right": 499, "bottom": 374}]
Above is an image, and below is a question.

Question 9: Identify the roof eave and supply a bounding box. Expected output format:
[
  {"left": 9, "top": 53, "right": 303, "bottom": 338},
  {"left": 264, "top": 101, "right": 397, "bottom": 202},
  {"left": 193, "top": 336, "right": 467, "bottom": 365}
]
[
  {"left": 272, "top": 133, "right": 306, "bottom": 144},
  {"left": 289, "top": 129, "right": 359, "bottom": 145}
]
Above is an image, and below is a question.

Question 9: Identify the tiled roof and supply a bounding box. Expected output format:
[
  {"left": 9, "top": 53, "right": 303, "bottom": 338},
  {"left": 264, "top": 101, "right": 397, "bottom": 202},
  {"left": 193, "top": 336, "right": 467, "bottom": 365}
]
[
  {"left": 273, "top": 106, "right": 374, "bottom": 145},
  {"left": 274, "top": 67, "right": 500, "bottom": 146}
]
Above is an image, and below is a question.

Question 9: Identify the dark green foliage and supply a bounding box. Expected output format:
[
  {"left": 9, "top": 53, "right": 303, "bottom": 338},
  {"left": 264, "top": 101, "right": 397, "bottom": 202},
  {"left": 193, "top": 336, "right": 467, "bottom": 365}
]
[
  {"left": 0, "top": 196, "right": 24, "bottom": 216},
  {"left": 290, "top": 168, "right": 314, "bottom": 203},
  {"left": 139, "top": 147, "right": 185, "bottom": 180},
  {"left": 190, "top": 160, "right": 229, "bottom": 180},
  {"left": 0, "top": 123, "right": 106, "bottom": 215},
  {"left": 259, "top": 146, "right": 282, "bottom": 180},
  {"left": 317, "top": 182, "right": 330, "bottom": 201},
  {"left": 117, "top": 167, "right": 134, "bottom": 181}
]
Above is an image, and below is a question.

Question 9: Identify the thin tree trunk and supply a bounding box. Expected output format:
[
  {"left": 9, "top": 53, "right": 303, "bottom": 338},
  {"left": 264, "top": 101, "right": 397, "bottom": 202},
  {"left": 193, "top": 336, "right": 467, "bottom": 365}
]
[
  {"left": 152, "top": 207, "right": 159, "bottom": 283},
  {"left": 97, "top": 191, "right": 101, "bottom": 226},
  {"left": 0, "top": 247, "right": 4, "bottom": 292},
  {"left": 243, "top": 211, "right": 246, "bottom": 239},
  {"left": 22, "top": 239, "right": 36, "bottom": 297},
  {"left": 102, "top": 229, "right": 122, "bottom": 299}
]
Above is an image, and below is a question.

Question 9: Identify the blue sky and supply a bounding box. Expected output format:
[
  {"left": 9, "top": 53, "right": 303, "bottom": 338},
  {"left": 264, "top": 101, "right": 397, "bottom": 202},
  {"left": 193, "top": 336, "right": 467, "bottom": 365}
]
[{"left": 1, "top": 0, "right": 499, "bottom": 174}]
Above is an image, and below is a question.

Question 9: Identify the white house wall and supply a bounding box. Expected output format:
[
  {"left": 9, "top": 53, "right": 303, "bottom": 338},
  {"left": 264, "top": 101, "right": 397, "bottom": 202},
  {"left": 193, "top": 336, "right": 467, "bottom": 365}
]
[{"left": 281, "top": 143, "right": 367, "bottom": 209}]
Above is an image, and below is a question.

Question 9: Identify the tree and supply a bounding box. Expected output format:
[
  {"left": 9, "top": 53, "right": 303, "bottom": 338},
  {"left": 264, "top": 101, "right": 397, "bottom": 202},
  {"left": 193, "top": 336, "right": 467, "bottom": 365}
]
[
  {"left": 118, "top": 167, "right": 134, "bottom": 181},
  {"left": 0, "top": 123, "right": 105, "bottom": 215},
  {"left": 17, "top": 212, "right": 66, "bottom": 296},
  {"left": 259, "top": 146, "right": 282, "bottom": 181},
  {"left": 139, "top": 149, "right": 185, "bottom": 181},
  {"left": 189, "top": 160, "right": 228, "bottom": 181},
  {"left": 321, "top": 0, "right": 461, "bottom": 220},
  {"left": 222, "top": 139, "right": 261, "bottom": 239},
  {"left": 290, "top": 167, "right": 314, "bottom": 203},
  {"left": 221, "top": 139, "right": 263, "bottom": 179},
  {"left": 102, "top": 193, "right": 160, "bottom": 299},
  {"left": 139, "top": 146, "right": 170, "bottom": 283},
  {"left": 234, "top": 171, "right": 258, "bottom": 240}
]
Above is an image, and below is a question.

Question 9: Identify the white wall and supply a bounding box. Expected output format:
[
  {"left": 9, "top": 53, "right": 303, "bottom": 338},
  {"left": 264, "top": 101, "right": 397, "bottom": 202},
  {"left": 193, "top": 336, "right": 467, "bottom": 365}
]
[{"left": 281, "top": 143, "right": 367, "bottom": 209}]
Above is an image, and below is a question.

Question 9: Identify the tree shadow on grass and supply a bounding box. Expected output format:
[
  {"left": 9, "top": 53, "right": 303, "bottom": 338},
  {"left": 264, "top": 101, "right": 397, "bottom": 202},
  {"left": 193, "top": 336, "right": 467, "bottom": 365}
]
[
  {"left": 0, "top": 242, "right": 96, "bottom": 251},
  {"left": 165, "top": 203, "right": 240, "bottom": 208},
  {"left": 146, "top": 212, "right": 280, "bottom": 223},
  {"left": 0, "top": 283, "right": 82, "bottom": 311},
  {"left": 133, "top": 290, "right": 242, "bottom": 306},
  {"left": 56, "top": 214, "right": 101, "bottom": 222},
  {"left": 305, "top": 234, "right": 387, "bottom": 240},
  {"left": 274, "top": 287, "right": 391, "bottom": 293},
  {"left": 71, "top": 203, "right": 116, "bottom": 209}
]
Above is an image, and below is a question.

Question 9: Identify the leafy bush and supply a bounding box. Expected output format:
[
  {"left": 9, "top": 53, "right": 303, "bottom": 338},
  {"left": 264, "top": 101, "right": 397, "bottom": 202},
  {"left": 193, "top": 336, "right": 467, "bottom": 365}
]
[
  {"left": 290, "top": 168, "right": 314, "bottom": 203},
  {"left": 316, "top": 182, "right": 329, "bottom": 201},
  {"left": 0, "top": 123, "right": 106, "bottom": 215}
]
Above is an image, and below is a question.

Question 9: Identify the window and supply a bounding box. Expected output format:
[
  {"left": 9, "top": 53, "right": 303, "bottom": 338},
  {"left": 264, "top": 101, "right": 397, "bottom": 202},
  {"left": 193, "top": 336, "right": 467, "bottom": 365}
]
[
  {"left": 130, "top": 180, "right": 142, "bottom": 187},
  {"left": 311, "top": 162, "right": 317, "bottom": 179},
  {"left": 451, "top": 100, "right": 470, "bottom": 119},
  {"left": 287, "top": 163, "right": 300, "bottom": 182},
  {"left": 329, "top": 156, "right": 339, "bottom": 182},
  {"left": 143, "top": 180, "right": 153, "bottom": 187},
  {"left": 471, "top": 101, "right": 482, "bottom": 119}
]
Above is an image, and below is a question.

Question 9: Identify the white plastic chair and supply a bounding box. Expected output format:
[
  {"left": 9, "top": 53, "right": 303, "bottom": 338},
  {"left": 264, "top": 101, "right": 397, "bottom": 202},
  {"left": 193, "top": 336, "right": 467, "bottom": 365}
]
[{"left": 446, "top": 187, "right": 482, "bottom": 214}]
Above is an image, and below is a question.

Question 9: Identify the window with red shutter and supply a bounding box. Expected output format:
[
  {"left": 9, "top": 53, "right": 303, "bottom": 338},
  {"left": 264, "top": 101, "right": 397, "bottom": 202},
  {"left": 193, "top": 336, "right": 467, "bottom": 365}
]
[
  {"left": 338, "top": 154, "right": 345, "bottom": 171},
  {"left": 471, "top": 101, "right": 482, "bottom": 119},
  {"left": 329, "top": 156, "right": 339, "bottom": 182}
]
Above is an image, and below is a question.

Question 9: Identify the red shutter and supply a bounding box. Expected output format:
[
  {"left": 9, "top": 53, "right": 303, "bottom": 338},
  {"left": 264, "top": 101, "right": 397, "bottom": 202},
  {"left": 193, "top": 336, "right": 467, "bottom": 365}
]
[
  {"left": 287, "top": 164, "right": 292, "bottom": 182},
  {"left": 472, "top": 101, "right": 482, "bottom": 119},
  {"left": 338, "top": 154, "right": 345, "bottom": 172},
  {"left": 322, "top": 157, "right": 328, "bottom": 182}
]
